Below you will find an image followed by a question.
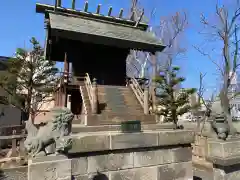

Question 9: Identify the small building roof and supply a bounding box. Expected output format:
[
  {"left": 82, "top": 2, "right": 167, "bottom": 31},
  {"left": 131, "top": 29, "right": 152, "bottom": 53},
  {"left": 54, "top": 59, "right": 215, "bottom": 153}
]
[
  {"left": 48, "top": 12, "right": 164, "bottom": 52},
  {"left": 36, "top": 3, "right": 149, "bottom": 31},
  {"left": 36, "top": 2, "right": 165, "bottom": 61}
]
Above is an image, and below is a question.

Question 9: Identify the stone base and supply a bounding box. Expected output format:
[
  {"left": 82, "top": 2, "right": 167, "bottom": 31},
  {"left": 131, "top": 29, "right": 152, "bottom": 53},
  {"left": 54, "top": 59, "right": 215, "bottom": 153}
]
[
  {"left": 193, "top": 157, "right": 213, "bottom": 180},
  {"left": 28, "top": 155, "right": 71, "bottom": 180},
  {"left": 207, "top": 138, "right": 240, "bottom": 180},
  {"left": 213, "top": 164, "right": 240, "bottom": 180},
  {"left": 72, "top": 123, "right": 175, "bottom": 133},
  {"left": 28, "top": 130, "right": 194, "bottom": 180},
  {"left": 73, "top": 113, "right": 156, "bottom": 126}
]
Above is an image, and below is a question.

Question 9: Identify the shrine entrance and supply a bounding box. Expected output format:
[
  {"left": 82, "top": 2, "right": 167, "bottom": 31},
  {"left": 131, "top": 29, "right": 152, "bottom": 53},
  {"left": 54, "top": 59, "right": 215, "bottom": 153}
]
[
  {"left": 70, "top": 88, "right": 82, "bottom": 115},
  {"left": 63, "top": 40, "right": 129, "bottom": 86},
  {"left": 37, "top": 0, "right": 165, "bottom": 124}
]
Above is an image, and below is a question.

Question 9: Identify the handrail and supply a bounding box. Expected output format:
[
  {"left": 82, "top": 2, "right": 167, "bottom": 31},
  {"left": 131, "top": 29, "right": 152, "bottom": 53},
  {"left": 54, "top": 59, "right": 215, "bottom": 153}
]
[
  {"left": 129, "top": 77, "right": 145, "bottom": 108},
  {"left": 84, "top": 73, "right": 93, "bottom": 109},
  {"left": 55, "top": 72, "right": 86, "bottom": 89},
  {"left": 129, "top": 77, "right": 153, "bottom": 113}
]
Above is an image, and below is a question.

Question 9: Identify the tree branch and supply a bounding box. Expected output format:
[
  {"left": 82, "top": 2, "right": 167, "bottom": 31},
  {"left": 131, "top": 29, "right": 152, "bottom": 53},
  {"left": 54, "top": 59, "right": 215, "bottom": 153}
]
[{"left": 193, "top": 45, "right": 224, "bottom": 76}]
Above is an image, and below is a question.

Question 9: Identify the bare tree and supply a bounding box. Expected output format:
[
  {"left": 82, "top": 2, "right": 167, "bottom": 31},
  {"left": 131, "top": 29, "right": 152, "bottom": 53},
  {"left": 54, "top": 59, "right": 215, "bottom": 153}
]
[
  {"left": 156, "top": 12, "right": 187, "bottom": 72},
  {"left": 195, "top": 1, "right": 240, "bottom": 134},
  {"left": 126, "top": 0, "right": 154, "bottom": 79},
  {"left": 127, "top": 11, "right": 188, "bottom": 82},
  {"left": 191, "top": 72, "right": 207, "bottom": 130},
  {"left": 193, "top": 72, "right": 217, "bottom": 133}
]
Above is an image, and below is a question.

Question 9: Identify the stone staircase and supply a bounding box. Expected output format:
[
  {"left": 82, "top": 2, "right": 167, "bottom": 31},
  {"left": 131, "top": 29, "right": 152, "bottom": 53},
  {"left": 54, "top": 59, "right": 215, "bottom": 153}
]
[
  {"left": 98, "top": 85, "right": 144, "bottom": 115},
  {"left": 74, "top": 84, "right": 156, "bottom": 126}
]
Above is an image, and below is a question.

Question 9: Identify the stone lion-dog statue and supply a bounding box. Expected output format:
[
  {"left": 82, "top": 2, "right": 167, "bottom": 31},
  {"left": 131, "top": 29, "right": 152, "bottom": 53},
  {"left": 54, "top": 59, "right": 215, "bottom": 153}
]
[{"left": 24, "top": 107, "right": 74, "bottom": 157}]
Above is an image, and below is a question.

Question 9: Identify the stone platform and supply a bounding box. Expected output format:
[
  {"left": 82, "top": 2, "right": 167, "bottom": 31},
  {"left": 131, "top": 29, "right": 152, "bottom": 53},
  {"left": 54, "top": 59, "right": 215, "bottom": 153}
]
[
  {"left": 74, "top": 113, "right": 157, "bottom": 126},
  {"left": 206, "top": 137, "right": 240, "bottom": 180},
  {"left": 28, "top": 129, "right": 194, "bottom": 180},
  {"left": 71, "top": 123, "right": 175, "bottom": 133}
]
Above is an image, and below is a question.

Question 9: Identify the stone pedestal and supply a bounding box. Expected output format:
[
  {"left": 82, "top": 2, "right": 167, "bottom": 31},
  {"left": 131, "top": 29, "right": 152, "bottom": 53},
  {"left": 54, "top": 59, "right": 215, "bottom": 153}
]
[
  {"left": 27, "top": 130, "right": 194, "bottom": 180},
  {"left": 207, "top": 138, "right": 240, "bottom": 180},
  {"left": 70, "top": 130, "right": 194, "bottom": 180},
  {"left": 28, "top": 155, "right": 71, "bottom": 180}
]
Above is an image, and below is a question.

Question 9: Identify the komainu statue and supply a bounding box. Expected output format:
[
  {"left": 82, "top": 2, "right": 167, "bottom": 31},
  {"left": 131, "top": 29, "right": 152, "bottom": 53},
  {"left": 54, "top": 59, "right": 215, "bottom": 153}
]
[
  {"left": 210, "top": 100, "right": 230, "bottom": 140},
  {"left": 24, "top": 107, "right": 74, "bottom": 157}
]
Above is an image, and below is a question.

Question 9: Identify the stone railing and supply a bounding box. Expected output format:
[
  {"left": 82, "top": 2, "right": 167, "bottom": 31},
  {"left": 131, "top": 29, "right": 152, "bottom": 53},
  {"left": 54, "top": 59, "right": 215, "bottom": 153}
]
[
  {"left": 129, "top": 77, "right": 150, "bottom": 114},
  {"left": 28, "top": 129, "right": 194, "bottom": 180}
]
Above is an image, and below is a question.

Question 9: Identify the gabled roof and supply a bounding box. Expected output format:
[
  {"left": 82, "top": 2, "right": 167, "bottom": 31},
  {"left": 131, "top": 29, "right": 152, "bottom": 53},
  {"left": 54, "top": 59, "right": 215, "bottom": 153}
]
[
  {"left": 48, "top": 12, "right": 164, "bottom": 52},
  {"left": 36, "top": 3, "right": 148, "bottom": 31},
  {"left": 37, "top": 2, "right": 165, "bottom": 55}
]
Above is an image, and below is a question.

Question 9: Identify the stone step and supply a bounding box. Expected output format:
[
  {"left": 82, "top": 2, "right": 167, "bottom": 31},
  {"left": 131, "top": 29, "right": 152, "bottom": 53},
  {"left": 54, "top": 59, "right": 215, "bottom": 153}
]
[
  {"left": 100, "top": 105, "right": 142, "bottom": 109},
  {"left": 97, "top": 85, "right": 144, "bottom": 115},
  {"left": 100, "top": 110, "right": 144, "bottom": 115},
  {"left": 72, "top": 123, "right": 175, "bottom": 133},
  {"left": 73, "top": 114, "right": 156, "bottom": 126},
  {"left": 100, "top": 109, "right": 143, "bottom": 112},
  {"left": 97, "top": 85, "right": 128, "bottom": 89},
  {"left": 98, "top": 86, "right": 128, "bottom": 114}
]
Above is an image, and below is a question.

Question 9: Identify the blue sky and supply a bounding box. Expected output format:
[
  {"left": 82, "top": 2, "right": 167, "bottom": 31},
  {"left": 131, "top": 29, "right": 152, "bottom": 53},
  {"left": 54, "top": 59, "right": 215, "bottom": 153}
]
[{"left": 0, "top": 0, "right": 222, "bottom": 96}]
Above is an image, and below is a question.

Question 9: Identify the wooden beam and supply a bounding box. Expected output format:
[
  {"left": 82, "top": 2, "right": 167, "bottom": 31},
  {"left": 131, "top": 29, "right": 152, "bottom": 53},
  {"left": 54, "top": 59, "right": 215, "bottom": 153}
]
[
  {"left": 55, "top": 0, "right": 61, "bottom": 11},
  {"left": 36, "top": 3, "right": 149, "bottom": 30},
  {"left": 130, "top": 11, "right": 135, "bottom": 21},
  {"left": 72, "top": 0, "right": 75, "bottom": 9},
  {"left": 118, "top": 8, "right": 123, "bottom": 18},
  {"left": 84, "top": 1, "right": 88, "bottom": 12},
  {"left": 96, "top": 4, "right": 101, "bottom": 14},
  {"left": 55, "top": 0, "right": 57, "bottom": 10},
  {"left": 135, "top": 9, "right": 144, "bottom": 27},
  {"left": 57, "top": 0, "right": 61, "bottom": 7},
  {"left": 108, "top": 6, "right": 112, "bottom": 16}
]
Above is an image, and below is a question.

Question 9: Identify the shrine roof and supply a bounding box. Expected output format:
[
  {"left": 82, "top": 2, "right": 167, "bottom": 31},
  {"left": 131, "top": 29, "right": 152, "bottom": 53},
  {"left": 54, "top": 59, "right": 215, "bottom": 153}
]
[
  {"left": 36, "top": 1, "right": 165, "bottom": 60},
  {"left": 36, "top": 2, "right": 148, "bottom": 31},
  {"left": 47, "top": 12, "right": 164, "bottom": 52}
]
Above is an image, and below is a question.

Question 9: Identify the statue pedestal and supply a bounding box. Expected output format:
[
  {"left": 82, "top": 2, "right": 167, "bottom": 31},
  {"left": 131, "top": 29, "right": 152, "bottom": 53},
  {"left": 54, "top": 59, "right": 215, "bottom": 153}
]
[
  {"left": 28, "top": 155, "right": 71, "bottom": 180},
  {"left": 69, "top": 130, "right": 194, "bottom": 180},
  {"left": 27, "top": 130, "right": 195, "bottom": 180},
  {"left": 207, "top": 138, "right": 240, "bottom": 180}
]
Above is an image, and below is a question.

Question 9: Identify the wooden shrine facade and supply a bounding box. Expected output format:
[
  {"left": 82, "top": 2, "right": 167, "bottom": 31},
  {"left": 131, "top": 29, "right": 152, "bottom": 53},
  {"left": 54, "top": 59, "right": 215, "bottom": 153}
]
[
  {"left": 36, "top": 0, "right": 165, "bottom": 86},
  {"left": 35, "top": 1, "right": 166, "bottom": 118}
]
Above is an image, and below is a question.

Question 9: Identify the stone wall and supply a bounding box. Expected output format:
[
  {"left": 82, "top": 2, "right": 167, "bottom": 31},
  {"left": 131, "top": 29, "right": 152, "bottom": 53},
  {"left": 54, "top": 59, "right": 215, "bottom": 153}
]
[
  {"left": 192, "top": 134, "right": 208, "bottom": 159},
  {"left": 28, "top": 130, "right": 194, "bottom": 180},
  {"left": 207, "top": 138, "right": 240, "bottom": 180},
  {"left": 192, "top": 133, "right": 214, "bottom": 180}
]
